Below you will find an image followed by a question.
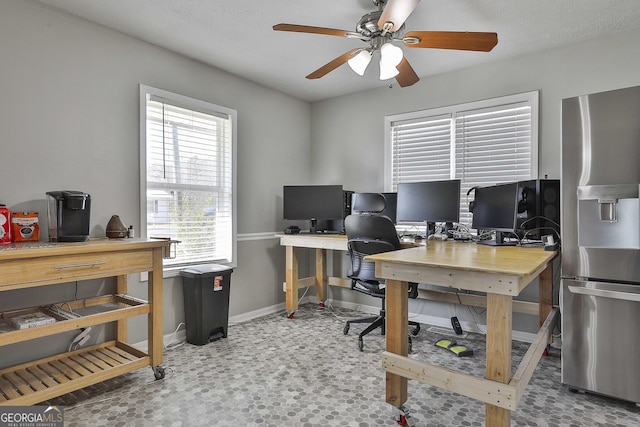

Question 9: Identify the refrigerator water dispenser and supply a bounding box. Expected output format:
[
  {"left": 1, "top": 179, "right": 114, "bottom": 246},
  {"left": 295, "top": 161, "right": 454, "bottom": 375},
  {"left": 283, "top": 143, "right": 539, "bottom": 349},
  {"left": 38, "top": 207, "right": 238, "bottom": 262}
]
[{"left": 577, "top": 184, "right": 640, "bottom": 249}]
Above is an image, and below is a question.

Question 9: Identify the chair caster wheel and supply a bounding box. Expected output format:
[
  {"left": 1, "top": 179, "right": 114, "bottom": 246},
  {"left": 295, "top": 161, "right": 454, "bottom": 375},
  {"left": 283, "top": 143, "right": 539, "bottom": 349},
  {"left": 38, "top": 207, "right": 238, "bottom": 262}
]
[
  {"left": 358, "top": 337, "right": 364, "bottom": 351},
  {"left": 411, "top": 324, "right": 420, "bottom": 336},
  {"left": 343, "top": 324, "right": 350, "bottom": 335},
  {"left": 408, "top": 335, "right": 413, "bottom": 354}
]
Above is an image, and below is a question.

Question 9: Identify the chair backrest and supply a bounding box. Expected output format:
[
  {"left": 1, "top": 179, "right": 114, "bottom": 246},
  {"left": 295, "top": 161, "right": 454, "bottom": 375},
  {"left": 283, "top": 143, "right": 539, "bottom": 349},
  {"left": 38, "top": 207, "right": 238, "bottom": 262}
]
[
  {"left": 345, "top": 193, "right": 401, "bottom": 284},
  {"left": 352, "top": 192, "right": 386, "bottom": 214}
]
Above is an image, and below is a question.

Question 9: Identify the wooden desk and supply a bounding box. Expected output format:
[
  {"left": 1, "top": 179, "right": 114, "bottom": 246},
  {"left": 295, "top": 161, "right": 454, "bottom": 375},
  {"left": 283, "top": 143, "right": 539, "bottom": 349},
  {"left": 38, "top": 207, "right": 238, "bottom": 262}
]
[
  {"left": 0, "top": 238, "right": 169, "bottom": 405},
  {"left": 366, "top": 241, "right": 558, "bottom": 427},
  {"left": 277, "top": 233, "right": 349, "bottom": 316},
  {"left": 277, "top": 233, "right": 547, "bottom": 318}
]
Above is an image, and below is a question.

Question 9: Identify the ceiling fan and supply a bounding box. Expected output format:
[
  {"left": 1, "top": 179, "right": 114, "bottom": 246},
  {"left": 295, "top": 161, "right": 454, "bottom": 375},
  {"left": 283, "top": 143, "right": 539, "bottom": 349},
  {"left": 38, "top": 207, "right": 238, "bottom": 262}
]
[{"left": 273, "top": 0, "right": 498, "bottom": 87}]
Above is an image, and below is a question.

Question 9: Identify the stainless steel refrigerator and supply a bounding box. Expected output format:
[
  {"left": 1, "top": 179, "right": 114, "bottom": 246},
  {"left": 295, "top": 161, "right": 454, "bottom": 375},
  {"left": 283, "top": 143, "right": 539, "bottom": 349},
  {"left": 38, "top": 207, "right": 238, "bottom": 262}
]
[{"left": 561, "top": 85, "right": 640, "bottom": 403}]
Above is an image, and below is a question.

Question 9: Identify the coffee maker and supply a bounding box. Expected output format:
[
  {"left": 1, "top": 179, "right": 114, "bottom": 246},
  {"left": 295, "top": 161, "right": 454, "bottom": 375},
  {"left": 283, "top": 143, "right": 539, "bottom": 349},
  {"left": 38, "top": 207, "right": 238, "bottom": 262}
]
[{"left": 46, "top": 191, "right": 91, "bottom": 242}]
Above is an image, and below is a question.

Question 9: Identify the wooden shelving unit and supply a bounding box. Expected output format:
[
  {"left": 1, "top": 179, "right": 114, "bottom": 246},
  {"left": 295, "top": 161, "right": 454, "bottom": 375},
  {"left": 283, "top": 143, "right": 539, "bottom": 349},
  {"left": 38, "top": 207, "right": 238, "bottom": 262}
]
[{"left": 0, "top": 238, "right": 170, "bottom": 406}]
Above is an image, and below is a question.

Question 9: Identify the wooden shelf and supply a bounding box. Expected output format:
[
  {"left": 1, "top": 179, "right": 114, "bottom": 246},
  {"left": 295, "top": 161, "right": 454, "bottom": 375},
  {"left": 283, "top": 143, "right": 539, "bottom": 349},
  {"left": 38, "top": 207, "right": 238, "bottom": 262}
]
[
  {"left": 0, "top": 238, "right": 169, "bottom": 406},
  {"left": 0, "top": 341, "right": 149, "bottom": 406},
  {"left": 0, "top": 294, "right": 150, "bottom": 346}
]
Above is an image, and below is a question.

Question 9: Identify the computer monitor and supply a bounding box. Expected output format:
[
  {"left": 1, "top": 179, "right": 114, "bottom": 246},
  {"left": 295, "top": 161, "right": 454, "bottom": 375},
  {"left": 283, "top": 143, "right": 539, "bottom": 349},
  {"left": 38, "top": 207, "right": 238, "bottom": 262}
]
[
  {"left": 396, "top": 180, "right": 461, "bottom": 236},
  {"left": 471, "top": 182, "right": 519, "bottom": 246},
  {"left": 283, "top": 185, "right": 345, "bottom": 232}
]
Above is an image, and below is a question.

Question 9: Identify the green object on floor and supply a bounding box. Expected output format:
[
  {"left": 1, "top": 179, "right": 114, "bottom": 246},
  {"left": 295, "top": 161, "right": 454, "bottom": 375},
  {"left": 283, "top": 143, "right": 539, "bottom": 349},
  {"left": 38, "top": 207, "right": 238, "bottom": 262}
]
[
  {"left": 434, "top": 338, "right": 456, "bottom": 349},
  {"left": 448, "top": 344, "right": 474, "bottom": 357},
  {"left": 434, "top": 338, "right": 474, "bottom": 357}
]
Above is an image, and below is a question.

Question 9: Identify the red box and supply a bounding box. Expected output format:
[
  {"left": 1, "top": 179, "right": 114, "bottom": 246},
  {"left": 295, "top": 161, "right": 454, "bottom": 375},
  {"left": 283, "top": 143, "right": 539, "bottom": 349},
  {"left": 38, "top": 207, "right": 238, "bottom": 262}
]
[
  {"left": 12, "top": 211, "right": 40, "bottom": 242},
  {"left": 0, "top": 205, "right": 11, "bottom": 243}
]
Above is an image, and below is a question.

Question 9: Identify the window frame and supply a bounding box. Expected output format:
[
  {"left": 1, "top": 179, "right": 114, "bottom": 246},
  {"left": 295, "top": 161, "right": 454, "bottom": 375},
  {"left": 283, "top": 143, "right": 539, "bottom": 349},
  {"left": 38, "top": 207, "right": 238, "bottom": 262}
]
[
  {"left": 384, "top": 91, "right": 539, "bottom": 228},
  {"left": 139, "top": 85, "right": 237, "bottom": 275}
]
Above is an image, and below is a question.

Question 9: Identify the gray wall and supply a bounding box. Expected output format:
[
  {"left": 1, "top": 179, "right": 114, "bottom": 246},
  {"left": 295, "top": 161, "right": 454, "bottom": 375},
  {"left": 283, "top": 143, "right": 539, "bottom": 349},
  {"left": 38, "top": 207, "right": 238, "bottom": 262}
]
[
  {"left": 2, "top": 0, "right": 640, "bottom": 366},
  {"left": 0, "top": 0, "right": 310, "bottom": 362},
  {"left": 309, "top": 27, "right": 640, "bottom": 333}
]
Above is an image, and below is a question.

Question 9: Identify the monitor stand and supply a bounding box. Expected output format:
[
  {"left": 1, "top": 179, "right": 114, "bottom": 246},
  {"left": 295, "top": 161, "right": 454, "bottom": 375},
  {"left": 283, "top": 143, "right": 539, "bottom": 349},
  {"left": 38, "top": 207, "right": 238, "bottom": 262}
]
[
  {"left": 425, "top": 222, "right": 436, "bottom": 238},
  {"left": 478, "top": 231, "right": 517, "bottom": 246}
]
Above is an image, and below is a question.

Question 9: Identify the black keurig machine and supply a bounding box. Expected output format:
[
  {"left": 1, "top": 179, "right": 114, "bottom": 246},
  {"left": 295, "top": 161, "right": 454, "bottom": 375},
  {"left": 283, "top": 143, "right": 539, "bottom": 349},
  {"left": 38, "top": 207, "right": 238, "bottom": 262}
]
[{"left": 46, "top": 191, "right": 91, "bottom": 242}]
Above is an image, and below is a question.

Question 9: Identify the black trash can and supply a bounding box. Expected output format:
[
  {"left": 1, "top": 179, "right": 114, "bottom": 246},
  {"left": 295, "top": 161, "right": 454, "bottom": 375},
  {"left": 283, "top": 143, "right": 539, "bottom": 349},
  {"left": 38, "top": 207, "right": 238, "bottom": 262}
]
[{"left": 180, "top": 263, "right": 233, "bottom": 345}]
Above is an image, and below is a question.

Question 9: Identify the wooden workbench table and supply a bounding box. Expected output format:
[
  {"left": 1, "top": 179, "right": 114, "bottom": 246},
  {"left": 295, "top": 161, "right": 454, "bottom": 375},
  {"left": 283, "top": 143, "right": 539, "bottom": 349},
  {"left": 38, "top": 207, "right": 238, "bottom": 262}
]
[{"left": 366, "top": 241, "right": 558, "bottom": 427}]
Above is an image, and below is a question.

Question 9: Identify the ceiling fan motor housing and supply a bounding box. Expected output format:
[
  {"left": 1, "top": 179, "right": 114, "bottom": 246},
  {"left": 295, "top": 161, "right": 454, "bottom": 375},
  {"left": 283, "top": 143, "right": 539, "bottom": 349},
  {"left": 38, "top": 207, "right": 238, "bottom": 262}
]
[{"left": 356, "top": 11, "right": 404, "bottom": 38}]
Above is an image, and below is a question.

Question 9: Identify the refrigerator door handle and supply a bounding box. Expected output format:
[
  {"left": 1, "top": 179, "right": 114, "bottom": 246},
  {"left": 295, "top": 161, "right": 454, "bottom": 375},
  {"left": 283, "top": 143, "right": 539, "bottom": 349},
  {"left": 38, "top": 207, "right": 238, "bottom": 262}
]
[{"left": 568, "top": 285, "right": 640, "bottom": 302}]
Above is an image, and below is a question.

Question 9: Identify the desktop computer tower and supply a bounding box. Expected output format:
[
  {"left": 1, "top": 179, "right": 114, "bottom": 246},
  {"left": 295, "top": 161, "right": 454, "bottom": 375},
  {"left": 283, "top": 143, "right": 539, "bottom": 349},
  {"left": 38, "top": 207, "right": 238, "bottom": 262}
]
[
  {"left": 516, "top": 179, "right": 560, "bottom": 240},
  {"left": 316, "top": 190, "right": 353, "bottom": 233}
]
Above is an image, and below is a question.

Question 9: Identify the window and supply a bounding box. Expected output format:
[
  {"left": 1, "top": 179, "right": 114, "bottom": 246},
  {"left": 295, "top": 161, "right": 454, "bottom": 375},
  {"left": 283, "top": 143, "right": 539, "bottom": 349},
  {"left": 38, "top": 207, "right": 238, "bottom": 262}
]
[
  {"left": 385, "top": 91, "right": 538, "bottom": 226},
  {"left": 140, "top": 85, "right": 237, "bottom": 269}
]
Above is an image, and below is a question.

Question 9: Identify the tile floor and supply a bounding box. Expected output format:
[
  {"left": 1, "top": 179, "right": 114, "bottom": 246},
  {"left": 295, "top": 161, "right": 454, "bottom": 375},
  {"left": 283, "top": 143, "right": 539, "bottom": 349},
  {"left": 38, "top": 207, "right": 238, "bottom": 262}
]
[{"left": 47, "top": 304, "right": 640, "bottom": 426}]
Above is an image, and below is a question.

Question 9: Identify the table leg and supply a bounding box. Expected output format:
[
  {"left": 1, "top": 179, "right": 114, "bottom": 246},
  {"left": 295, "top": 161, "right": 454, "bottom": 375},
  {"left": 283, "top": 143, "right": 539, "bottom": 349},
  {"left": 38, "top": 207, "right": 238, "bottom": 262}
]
[
  {"left": 115, "top": 275, "right": 128, "bottom": 343},
  {"left": 385, "top": 279, "right": 408, "bottom": 407},
  {"left": 485, "top": 293, "right": 513, "bottom": 427},
  {"left": 285, "top": 245, "right": 299, "bottom": 314},
  {"left": 149, "top": 247, "right": 164, "bottom": 368},
  {"left": 538, "top": 263, "right": 553, "bottom": 327},
  {"left": 315, "top": 248, "right": 327, "bottom": 306}
]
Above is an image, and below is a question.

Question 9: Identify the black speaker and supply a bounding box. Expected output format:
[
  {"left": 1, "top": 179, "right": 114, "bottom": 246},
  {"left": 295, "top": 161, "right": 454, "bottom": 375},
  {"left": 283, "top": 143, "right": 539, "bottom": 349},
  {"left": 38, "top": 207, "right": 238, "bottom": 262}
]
[
  {"left": 516, "top": 179, "right": 560, "bottom": 240},
  {"left": 316, "top": 190, "right": 353, "bottom": 233}
]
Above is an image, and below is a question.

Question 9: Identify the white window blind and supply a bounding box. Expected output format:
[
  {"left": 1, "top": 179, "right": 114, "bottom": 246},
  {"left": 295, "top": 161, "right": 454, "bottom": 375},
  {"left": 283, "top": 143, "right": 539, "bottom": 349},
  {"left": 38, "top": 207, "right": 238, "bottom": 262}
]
[
  {"left": 386, "top": 91, "right": 538, "bottom": 226},
  {"left": 141, "top": 86, "right": 237, "bottom": 268}
]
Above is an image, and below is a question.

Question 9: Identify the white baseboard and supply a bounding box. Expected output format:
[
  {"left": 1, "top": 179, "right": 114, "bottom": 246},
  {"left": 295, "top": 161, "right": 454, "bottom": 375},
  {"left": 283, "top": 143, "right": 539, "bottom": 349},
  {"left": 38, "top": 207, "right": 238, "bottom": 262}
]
[
  {"left": 132, "top": 301, "right": 293, "bottom": 351},
  {"left": 133, "top": 296, "right": 536, "bottom": 351}
]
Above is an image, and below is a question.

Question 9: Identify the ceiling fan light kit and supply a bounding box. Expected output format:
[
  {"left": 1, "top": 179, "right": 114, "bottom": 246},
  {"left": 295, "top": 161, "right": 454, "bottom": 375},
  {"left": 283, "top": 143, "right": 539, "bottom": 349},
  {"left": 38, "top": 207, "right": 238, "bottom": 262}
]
[{"left": 274, "top": 0, "right": 498, "bottom": 88}]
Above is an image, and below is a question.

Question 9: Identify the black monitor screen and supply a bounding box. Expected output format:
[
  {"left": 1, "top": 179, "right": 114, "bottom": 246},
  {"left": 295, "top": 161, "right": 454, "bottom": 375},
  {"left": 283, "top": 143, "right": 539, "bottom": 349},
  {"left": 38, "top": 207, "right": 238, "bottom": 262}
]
[
  {"left": 283, "top": 185, "right": 344, "bottom": 220},
  {"left": 396, "top": 180, "right": 461, "bottom": 223},
  {"left": 471, "top": 182, "right": 519, "bottom": 232}
]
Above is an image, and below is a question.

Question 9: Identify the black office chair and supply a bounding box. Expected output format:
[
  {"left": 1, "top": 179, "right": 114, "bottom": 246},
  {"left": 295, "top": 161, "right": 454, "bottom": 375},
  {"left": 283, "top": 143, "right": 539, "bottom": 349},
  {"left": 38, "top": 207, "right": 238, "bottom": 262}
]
[{"left": 343, "top": 193, "right": 420, "bottom": 351}]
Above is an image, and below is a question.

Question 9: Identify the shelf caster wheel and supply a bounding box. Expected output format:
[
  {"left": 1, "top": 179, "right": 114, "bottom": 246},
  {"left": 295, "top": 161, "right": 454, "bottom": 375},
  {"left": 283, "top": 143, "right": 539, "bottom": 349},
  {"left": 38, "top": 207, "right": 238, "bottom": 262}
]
[
  {"left": 411, "top": 324, "right": 420, "bottom": 336},
  {"left": 319, "top": 302, "right": 325, "bottom": 308},
  {"left": 152, "top": 366, "right": 166, "bottom": 380},
  {"left": 358, "top": 337, "right": 364, "bottom": 352},
  {"left": 543, "top": 343, "right": 550, "bottom": 356},
  {"left": 343, "top": 324, "right": 350, "bottom": 335},
  {"left": 286, "top": 311, "right": 295, "bottom": 319},
  {"left": 393, "top": 406, "right": 415, "bottom": 427}
]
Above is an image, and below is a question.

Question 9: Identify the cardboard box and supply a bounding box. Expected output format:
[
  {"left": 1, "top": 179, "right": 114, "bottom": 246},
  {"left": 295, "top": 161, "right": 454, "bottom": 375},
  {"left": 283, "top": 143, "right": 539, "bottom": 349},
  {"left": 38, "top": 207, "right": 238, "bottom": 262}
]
[{"left": 12, "top": 211, "right": 40, "bottom": 242}]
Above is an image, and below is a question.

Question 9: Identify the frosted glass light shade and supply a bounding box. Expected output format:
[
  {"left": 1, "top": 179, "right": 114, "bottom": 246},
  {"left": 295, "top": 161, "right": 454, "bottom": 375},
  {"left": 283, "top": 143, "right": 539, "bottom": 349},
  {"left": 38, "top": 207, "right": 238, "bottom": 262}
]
[
  {"left": 379, "top": 42, "right": 403, "bottom": 80},
  {"left": 380, "top": 42, "right": 403, "bottom": 67},
  {"left": 347, "top": 50, "right": 373, "bottom": 76},
  {"left": 379, "top": 59, "right": 400, "bottom": 80}
]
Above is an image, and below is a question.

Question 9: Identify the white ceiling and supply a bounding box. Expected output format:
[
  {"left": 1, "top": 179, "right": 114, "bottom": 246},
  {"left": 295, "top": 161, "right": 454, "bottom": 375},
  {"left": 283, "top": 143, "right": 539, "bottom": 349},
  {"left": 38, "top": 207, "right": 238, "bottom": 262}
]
[{"left": 34, "top": 0, "right": 640, "bottom": 102}]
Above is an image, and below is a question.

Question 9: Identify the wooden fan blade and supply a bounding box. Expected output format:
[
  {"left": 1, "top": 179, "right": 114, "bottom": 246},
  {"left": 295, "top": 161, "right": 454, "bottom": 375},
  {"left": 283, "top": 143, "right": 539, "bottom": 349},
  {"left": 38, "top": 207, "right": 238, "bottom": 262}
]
[
  {"left": 378, "top": 0, "right": 421, "bottom": 33},
  {"left": 273, "top": 23, "right": 353, "bottom": 38},
  {"left": 403, "top": 31, "right": 498, "bottom": 51},
  {"left": 395, "top": 57, "right": 420, "bottom": 87},
  {"left": 306, "top": 49, "right": 361, "bottom": 80}
]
